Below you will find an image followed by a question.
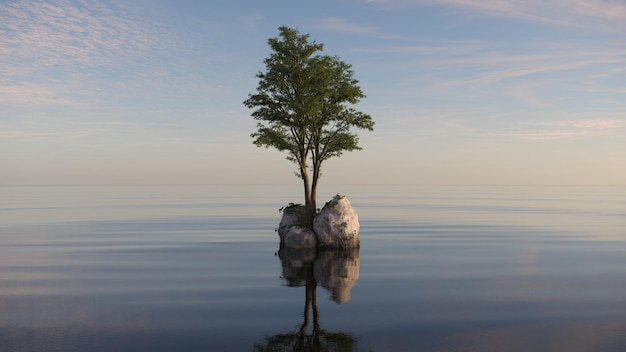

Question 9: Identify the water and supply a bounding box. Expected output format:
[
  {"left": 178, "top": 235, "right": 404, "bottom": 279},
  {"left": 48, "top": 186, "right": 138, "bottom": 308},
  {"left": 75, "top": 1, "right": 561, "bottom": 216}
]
[{"left": 1, "top": 185, "right": 625, "bottom": 351}]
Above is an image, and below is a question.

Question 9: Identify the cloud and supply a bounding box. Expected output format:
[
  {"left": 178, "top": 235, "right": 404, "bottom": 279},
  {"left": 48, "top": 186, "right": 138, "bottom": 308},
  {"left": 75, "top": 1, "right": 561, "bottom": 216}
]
[
  {"left": 352, "top": 28, "right": 625, "bottom": 142},
  {"left": 0, "top": 82, "right": 82, "bottom": 106},
  {"left": 354, "top": 40, "right": 486, "bottom": 56},
  {"left": 0, "top": 0, "right": 167, "bottom": 70},
  {"left": 355, "top": 39, "right": 626, "bottom": 123},
  {"left": 0, "top": 0, "right": 225, "bottom": 109},
  {"left": 394, "top": 44, "right": 626, "bottom": 105},
  {"left": 0, "top": 131, "right": 57, "bottom": 138},
  {"left": 516, "top": 119, "right": 626, "bottom": 140},
  {"left": 315, "top": 17, "right": 379, "bottom": 34},
  {"left": 364, "top": 0, "right": 626, "bottom": 31},
  {"left": 428, "top": 46, "right": 626, "bottom": 85},
  {"left": 313, "top": 17, "right": 406, "bottom": 40},
  {"left": 530, "top": 119, "right": 626, "bottom": 130},
  {"left": 519, "top": 130, "right": 602, "bottom": 140},
  {"left": 504, "top": 81, "right": 557, "bottom": 108}
]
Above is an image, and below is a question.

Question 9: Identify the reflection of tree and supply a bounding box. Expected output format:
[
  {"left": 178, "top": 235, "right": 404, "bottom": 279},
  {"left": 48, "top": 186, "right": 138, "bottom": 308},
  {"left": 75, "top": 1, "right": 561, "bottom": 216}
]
[{"left": 252, "top": 246, "right": 369, "bottom": 352}]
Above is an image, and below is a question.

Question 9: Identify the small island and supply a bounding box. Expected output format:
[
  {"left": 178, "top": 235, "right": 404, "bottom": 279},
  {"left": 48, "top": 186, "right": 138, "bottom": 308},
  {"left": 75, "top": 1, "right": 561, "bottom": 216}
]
[{"left": 278, "top": 194, "right": 360, "bottom": 249}]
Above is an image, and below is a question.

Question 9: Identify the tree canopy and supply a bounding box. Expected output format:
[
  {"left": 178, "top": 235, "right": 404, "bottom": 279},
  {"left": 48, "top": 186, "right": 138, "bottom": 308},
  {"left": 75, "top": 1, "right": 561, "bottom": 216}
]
[{"left": 244, "top": 26, "right": 374, "bottom": 226}]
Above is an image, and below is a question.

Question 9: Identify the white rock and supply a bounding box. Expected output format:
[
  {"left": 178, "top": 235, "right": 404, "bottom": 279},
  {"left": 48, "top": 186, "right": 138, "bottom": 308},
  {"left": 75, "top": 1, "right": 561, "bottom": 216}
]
[
  {"left": 277, "top": 204, "right": 305, "bottom": 240},
  {"left": 313, "top": 195, "right": 360, "bottom": 248},
  {"left": 283, "top": 226, "right": 318, "bottom": 249}
]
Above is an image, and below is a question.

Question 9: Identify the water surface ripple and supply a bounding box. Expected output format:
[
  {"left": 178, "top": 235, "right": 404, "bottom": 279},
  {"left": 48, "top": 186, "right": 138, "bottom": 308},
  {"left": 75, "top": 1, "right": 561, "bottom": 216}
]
[{"left": 1, "top": 185, "right": 625, "bottom": 351}]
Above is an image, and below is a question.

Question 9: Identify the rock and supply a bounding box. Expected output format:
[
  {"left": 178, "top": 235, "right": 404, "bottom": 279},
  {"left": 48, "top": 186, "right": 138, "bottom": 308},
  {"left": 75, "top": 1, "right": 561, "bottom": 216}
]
[
  {"left": 314, "top": 247, "right": 360, "bottom": 303},
  {"left": 277, "top": 203, "right": 316, "bottom": 249},
  {"left": 283, "top": 226, "right": 318, "bottom": 249},
  {"left": 277, "top": 203, "right": 306, "bottom": 240},
  {"left": 313, "top": 195, "right": 360, "bottom": 248}
]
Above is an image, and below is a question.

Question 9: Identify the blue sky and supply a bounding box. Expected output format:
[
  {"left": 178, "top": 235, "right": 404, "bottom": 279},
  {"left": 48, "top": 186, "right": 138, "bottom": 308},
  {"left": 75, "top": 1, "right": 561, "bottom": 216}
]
[{"left": 2, "top": 0, "right": 625, "bottom": 186}]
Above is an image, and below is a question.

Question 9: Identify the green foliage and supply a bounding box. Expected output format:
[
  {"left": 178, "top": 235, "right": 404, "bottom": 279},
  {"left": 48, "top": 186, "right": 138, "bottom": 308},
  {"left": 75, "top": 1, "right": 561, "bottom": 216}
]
[
  {"left": 244, "top": 26, "right": 374, "bottom": 182},
  {"left": 279, "top": 202, "right": 305, "bottom": 214}
]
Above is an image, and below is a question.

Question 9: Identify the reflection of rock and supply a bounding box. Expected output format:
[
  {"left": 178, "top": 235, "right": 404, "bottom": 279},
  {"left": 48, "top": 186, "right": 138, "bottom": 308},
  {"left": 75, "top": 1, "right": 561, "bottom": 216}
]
[
  {"left": 313, "top": 195, "right": 360, "bottom": 248},
  {"left": 278, "top": 246, "right": 316, "bottom": 287},
  {"left": 278, "top": 245, "right": 360, "bottom": 303},
  {"left": 314, "top": 247, "right": 360, "bottom": 303}
]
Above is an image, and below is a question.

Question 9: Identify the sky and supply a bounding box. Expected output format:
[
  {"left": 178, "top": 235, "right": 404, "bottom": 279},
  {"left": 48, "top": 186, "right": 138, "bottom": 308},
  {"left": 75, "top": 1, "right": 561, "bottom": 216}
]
[{"left": 2, "top": 0, "right": 625, "bottom": 186}]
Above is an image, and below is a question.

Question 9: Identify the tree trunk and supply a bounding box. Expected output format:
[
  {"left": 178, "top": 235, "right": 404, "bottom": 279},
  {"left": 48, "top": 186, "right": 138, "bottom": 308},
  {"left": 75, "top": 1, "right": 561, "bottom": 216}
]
[
  {"left": 304, "top": 201, "right": 316, "bottom": 228},
  {"left": 300, "top": 165, "right": 316, "bottom": 228},
  {"left": 307, "top": 162, "right": 321, "bottom": 228}
]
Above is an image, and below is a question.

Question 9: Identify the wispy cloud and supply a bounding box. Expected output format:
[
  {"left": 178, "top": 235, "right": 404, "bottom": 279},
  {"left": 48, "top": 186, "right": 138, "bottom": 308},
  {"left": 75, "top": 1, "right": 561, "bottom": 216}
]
[
  {"left": 519, "top": 130, "right": 603, "bottom": 140},
  {"left": 1, "top": 0, "right": 169, "bottom": 70},
  {"left": 0, "top": 82, "right": 82, "bottom": 106},
  {"left": 0, "top": 131, "right": 57, "bottom": 138},
  {"left": 516, "top": 119, "right": 626, "bottom": 140},
  {"left": 444, "top": 58, "right": 624, "bottom": 88},
  {"left": 529, "top": 119, "right": 626, "bottom": 130},
  {"left": 315, "top": 17, "right": 378, "bottom": 34},
  {"left": 365, "top": 0, "right": 626, "bottom": 31},
  {"left": 424, "top": 45, "right": 626, "bottom": 86},
  {"left": 0, "top": 0, "right": 224, "bottom": 109},
  {"left": 504, "top": 80, "right": 561, "bottom": 107},
  {"left": 355, "top": 36, "right": 626, "bottom": 112},
  {"left": 313, "top": 17, "right": 407, "bottom": 40},
  {"left": 354, "top": 40, "right": 486, "bottom": 56}
]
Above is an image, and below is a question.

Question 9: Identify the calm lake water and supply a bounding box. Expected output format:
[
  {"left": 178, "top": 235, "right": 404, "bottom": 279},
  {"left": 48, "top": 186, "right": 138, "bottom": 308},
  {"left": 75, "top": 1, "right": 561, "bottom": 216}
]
[{"left": 1, "top": 185, "right": 626, "bottom": 351}]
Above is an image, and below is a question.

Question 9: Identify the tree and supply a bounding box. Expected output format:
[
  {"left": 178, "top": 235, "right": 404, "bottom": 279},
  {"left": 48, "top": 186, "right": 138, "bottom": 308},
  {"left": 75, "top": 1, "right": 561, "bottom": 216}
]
[{"left": 244, "top": 26, "right": 374, "bottom": 227}]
